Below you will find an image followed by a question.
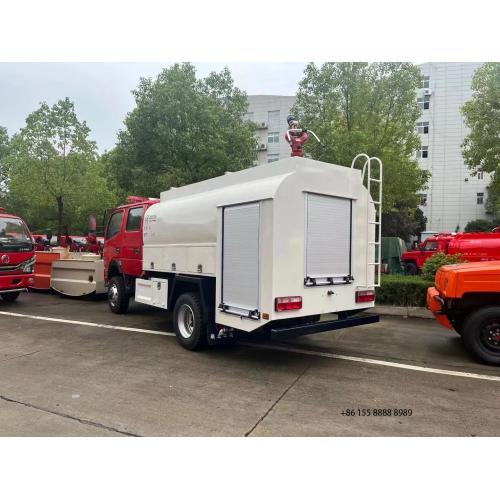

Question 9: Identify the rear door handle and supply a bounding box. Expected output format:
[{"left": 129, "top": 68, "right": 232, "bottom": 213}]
[
  {"left": 115, "top": 247, "right": 120, "bottom": 254},
  {"left": 134, "top": 247, "right": 140, "bottom": 256}
]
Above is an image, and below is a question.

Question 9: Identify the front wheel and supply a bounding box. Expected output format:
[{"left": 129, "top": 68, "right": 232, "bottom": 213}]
[
  {"left": 108, "top": 276, "right": 129, "bottom": 314},
  {"left": 462, "top": 306, "right": 500, "bottom": 366},
  {"left": 1, "top": 292, "right": 20, "bottom": 303},
  {"left": 173, "top": 292, "right": 207, "bottom": 350}
]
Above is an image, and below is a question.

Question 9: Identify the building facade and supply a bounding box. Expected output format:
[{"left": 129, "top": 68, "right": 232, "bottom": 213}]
[
  {"left": 246, "top": 95, "right": 296, "bottom": 164},
  {"left": 247, "top": 62, "right": 488, "bottom": 233},
  {"left": 416, "top": 62, "right": 487, "bottom": 233}
]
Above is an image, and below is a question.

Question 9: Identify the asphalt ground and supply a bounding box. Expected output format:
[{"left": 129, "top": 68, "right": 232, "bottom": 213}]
[{"left": 0, "top": 291, "right": 499, "bottom": 436}]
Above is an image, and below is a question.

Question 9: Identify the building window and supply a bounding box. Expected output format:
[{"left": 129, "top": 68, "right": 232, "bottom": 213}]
[
  {"left": 421, "top": 76, "right": 430, "bottom": 89},
  {"left": 416, "top": 121, "right": 429, "bottom": 134},
  {"left": 417, "top": 95, "right": 430, "bottom": 110},
  {"left": 267, "top": 110, "right": 280, "bottom": 131},
  {"left": 416, "top": 146, "right": 429, "bottom": 159},
  {"left": 419, "top": 193, "right": 427, "bottom": 206},
  {"left": 477, "top": 170, "right": 484, "bottom": 180},
  {"left": 477, "top": 192, "right": 484, "bottom": 205},
  {"left": 267, "top": 154, "right": 279, "bottom": 163},
  {"left": 267, "top": 132, "right": 279, "bottom": 144}
]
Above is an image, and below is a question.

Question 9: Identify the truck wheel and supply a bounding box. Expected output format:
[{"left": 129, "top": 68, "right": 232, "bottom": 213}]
[
  {"left": 462, "top": 307, "right": 500, "bottom": 366},
  {"left": 108, "top": 276, "right": 129, "bottom": 314},
  {"left": 405, "top": 262, "right": 418, "bottom": 275},
  {"left": 1, "top": 292, "right": 20, "bottom": 303},
  {"left": 173, "top": 293, "right": 207, "bottom": 350}
]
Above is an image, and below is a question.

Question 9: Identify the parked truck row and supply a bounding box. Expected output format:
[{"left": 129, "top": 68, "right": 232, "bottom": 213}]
[
  {"left": 3, "top": 153, "right": 500, "bottom": 366},
  {"left": 402, "top": 232, "right": 500, "bottom": 274}
]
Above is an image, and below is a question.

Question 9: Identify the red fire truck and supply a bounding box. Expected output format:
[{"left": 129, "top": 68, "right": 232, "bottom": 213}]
[
  {"left": 402, "top": 232, "right": 500, "bottom": 274},
  {"left": 0, "top": 208, "right": 35, "bottom": 302}
]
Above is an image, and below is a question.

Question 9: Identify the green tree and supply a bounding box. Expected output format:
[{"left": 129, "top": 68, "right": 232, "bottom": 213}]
[
  {"left": 462, "top": 63, "right": 500, "bottom": 175},
  {"left": 293, "top": 62, "right": 429, "bottom": 223},
  {"left": 464, "top": 218, "right": 495, "bottom": 232},
  {"left": 382, "top": 205, "right": 427, "bottom": 242},
  {"left": 0, "top": 126, "right": 10, "bottom": 197},
  {"left": 462, "top": 63, "right": 500, "bottom": 219},
  {"left": 5, "top": 98, "right": 117, "bottom": 236},
  {"left": 108, "top": 63, "right": 257, "bottom": 196}
]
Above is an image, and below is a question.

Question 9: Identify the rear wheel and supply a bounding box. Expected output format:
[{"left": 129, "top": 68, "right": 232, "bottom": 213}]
[
  {"left": 1, "top": 292, "right": 20, "bottom": 303},
  {"left": 462, "top": 306, "right": 500, "bottom": 366},
  {"left": 173, "top": 292, "right": 207, "bottom": 350},
  {"left": 404, "top": 262, "right": 418, "bottom": 275},
  {"left": 108, "top": 276, "right": 129, "bottom": 314}
]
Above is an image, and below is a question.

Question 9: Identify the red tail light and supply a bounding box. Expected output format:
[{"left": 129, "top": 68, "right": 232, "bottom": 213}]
[
  {"left": 275, "top": 296, "right": 302, "bottom": 311},
  {"left": 356, "top": 290, "right": 376, "bottom": 303}
]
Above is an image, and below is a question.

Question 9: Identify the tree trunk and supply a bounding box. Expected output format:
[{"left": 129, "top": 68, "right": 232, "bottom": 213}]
[{"left": 56, "top": 195, "right": 64, "bottom": 244}]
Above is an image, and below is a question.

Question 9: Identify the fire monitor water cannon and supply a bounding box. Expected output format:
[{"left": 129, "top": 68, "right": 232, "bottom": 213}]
[{"left": 285, "top": 114, "right": 321, "bottom": 157}]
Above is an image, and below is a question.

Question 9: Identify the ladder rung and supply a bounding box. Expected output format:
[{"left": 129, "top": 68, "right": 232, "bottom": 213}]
[
  {"left": 368, "top": 262, "right": 378, "bottom": 265},
  {"left": 370, "top": 201, "right": 381, "bottom": 205},
  {"left": 369, "top": 178, "right": 381, "bottom": 183},
  {"left": 369, "top": 221, "right": 381, "bottom": 225},
  {"left": 368, "top": 241, "right": 380, "bottom": 245}
]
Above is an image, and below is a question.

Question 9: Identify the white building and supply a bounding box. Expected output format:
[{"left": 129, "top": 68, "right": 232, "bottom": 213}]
[
  {"left": 247, "top": 62, "right": 488, "bottom": 233},
  {"left": 416, "top": 62, "right": 488, "bottom": 232},
  {"left": 246, "top": 95, "right": 296, "bottom": 164}
]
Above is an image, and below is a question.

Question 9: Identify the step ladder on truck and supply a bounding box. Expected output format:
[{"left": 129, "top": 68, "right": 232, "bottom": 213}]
[{"left": 103, "top": 152, "right": 383, "bottom": 351}]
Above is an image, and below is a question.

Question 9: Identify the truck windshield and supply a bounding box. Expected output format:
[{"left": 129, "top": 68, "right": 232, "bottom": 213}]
[{"left": 0, "top": 217, "right": 32, "bottom": 249}]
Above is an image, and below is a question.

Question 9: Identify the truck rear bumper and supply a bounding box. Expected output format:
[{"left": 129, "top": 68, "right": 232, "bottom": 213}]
[
  {"left": 426, "top": 286, "right": 452, "bottom": 329},
  {"left": 270, "top": 313, "right": 379, "bottom": 340},
  {"left": 0, "top": 273, "right": 33, "bottom": 292}
]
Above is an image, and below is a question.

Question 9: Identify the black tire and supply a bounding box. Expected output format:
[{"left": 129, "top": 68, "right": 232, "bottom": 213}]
[
  {"left": 462, "top": 306, "right": 500, "bottom": 366},
  {"left": 173, "top": 292, "right": 207, "bottom": 350},
  {"left": 1, "top": 292, "right": 20, "bottom": 303},
  {"left": 404, "top": 262, "right": 418, "bottom": 275},
  {"left": 451, "top": 319, "right": 463, "bottom": 336},
  {"left": 107, "top": 276, "right": 129, "bottom": 314}
]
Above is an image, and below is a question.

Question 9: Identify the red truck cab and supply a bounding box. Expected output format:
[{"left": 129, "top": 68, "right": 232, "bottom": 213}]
[
  {"left": 402, "top": 233, "right": 455, "bottom": 274},
  {"left": 104, "top": 197, "right": 160, "bottom": 311},
  {"left": 0, "top": 208, "right": 35, "bottom": 302}
]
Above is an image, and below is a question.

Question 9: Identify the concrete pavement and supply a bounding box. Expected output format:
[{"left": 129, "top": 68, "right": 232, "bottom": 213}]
[{"left": 0, "top": 292, "right": 499, "bottom": 436}]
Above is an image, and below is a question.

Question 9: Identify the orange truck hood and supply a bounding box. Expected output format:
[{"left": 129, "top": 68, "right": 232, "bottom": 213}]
[{"left": 435, "top": 260, "right": 500, "bottom": 298}]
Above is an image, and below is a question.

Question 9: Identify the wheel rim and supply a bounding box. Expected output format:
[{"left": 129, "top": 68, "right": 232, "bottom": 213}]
[
  {"left": 108, "top": 283, "right": 118, "bottom": 308},
  {"left": 479, "top": 321, "right": 500, "bottom": 353},
  {"left": 177, "top": 304, "right": 195, "bottom": 339}
]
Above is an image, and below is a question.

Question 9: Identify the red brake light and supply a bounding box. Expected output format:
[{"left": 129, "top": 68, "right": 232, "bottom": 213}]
[
  {"left": 275, "top": 296, "right": 302, "bottom": 311},
  {"left": 356, "top": 290, "right": 376, "bottom": 303}
]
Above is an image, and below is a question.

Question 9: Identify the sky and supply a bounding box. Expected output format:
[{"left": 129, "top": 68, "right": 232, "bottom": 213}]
[{"left": 0, "top": 63, "right": 307, "bottom": 152}]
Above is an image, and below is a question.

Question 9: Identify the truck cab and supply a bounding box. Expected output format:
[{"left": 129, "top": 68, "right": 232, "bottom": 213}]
[
  {"left": 402, "top": 233, "right": 455, "bottom": 274},
  {"left": 0, "top": 208, "right": 35, "bottom": 302},
  {"left": 104, "top": 197, "right": 160, "bottom": 311},
  {"left": 427, "top": 261, "right": 500, "bottom": 366}
]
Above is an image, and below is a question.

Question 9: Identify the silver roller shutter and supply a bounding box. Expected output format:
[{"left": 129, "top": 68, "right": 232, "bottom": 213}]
[
  {"left": 221, "top": 203, "right": 260, "bottom": 318},
  {"left": 305, "top": 193, "right": 352, "bottom": 285}
]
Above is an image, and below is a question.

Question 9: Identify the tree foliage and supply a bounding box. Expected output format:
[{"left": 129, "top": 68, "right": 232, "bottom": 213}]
[
  {"left": 464, "top": 218, "right": 495, "bottom": 232},
  {"left": 0, "top": 126, "right": 9, "bottom": 197},
  {"left": 421, "top": 252, "right": 465, "bottom": 281},
  {"left": 382, "top": 205, "right": 427, "bottom": 242},
  {"left": 108, "top": 63, "right": 257, "bottom": 196},
  {"left": 5, "top": 98, "right": 118, "bottom": 235},
  {"left": 462, "top": 63, "right": 500, "bottom": 175},
  {"left": 292, "top": 62, "right": 429, "bottom": 225}
]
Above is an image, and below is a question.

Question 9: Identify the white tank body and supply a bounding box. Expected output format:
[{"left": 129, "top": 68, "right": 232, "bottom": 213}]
[{"left": 143, "top": 156, "right": 377, "bottom": 332}]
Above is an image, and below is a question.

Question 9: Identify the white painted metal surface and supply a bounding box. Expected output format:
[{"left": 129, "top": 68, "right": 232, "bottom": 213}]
[
  {"left": 305, "top": 193, "right": 351, "bottom": 284},
  {"left": 221, "top": 203, "right": 260, "bottom": 317},
  {"left": 50, "top": 258, "right": 105, "bottom": 297},
  {"left": 135, "top": 278, "right": 168, "bottom": 309},
  {"left": 143, "top": 156, "right": 379, "bottom": 332}
]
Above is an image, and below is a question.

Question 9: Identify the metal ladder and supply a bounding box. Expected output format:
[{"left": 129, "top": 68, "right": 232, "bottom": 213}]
[{"left": 350, "top": 154, "right": 383, "bottom": 287}]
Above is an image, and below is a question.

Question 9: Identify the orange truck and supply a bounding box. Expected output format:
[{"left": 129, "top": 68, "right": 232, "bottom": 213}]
[{"left": 427, "top": 261, "right": 500, "bottom": 366}]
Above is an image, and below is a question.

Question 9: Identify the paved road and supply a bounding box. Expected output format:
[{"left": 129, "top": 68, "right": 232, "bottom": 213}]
[{"left": 0, "top": 291, "right": 499, "bottom": 436}]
